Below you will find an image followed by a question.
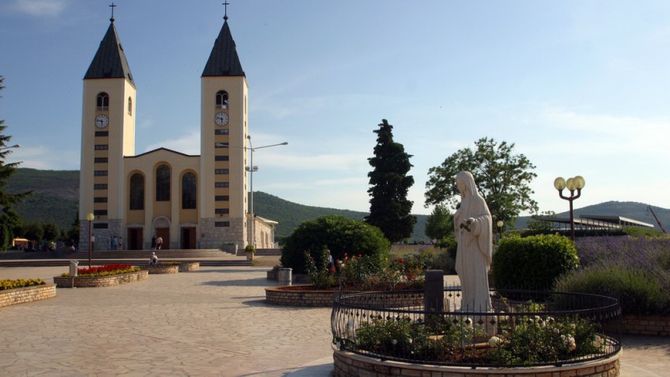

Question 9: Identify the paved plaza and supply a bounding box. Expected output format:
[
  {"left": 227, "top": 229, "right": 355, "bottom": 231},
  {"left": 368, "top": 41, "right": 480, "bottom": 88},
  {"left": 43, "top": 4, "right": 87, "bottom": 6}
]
[{"left": 0, "top": 266, "right": 669, "bottom": 376}]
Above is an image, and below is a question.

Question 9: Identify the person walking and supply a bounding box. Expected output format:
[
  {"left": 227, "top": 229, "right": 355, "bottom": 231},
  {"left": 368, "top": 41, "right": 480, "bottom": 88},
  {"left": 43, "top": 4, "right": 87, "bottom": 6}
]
[{"left": 155, "top": 235, "right": 163, "bottom": 250}]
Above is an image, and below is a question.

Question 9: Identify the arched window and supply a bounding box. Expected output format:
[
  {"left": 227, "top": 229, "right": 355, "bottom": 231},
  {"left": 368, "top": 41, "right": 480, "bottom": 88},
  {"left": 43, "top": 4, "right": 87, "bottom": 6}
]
[
  {"left": 96, "top": 92, "right": 109, "bottom": 111},
  {"left": 155, "top": 164, "right": 171, "bottom": 201},
  {"left": 216, "top": 90, "right": 228, "bottom": 109},
  {"left": 129, "top": 173, "right": 144, "bottom": 210},
  {"left": 128, "top": 97, "right": 132, "bottom": 115},
  {"left": 181, "top": 172, "right": 197, "bottom": 209}
]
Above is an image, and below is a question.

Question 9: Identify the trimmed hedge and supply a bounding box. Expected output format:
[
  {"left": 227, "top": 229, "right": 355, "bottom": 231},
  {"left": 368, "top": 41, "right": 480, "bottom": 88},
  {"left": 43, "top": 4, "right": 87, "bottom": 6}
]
[
  {"left": 493, "top": 234, "right": 579, "bottom": 290},
  {"left": 281, "top": 216, "right": 390, "bottom": 274}
]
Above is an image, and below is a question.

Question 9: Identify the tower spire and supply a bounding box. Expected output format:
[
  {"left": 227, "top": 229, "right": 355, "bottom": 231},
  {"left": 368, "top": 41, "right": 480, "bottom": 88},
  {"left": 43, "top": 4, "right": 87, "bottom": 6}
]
[
  {"left": 223, "top": 1, "right": 229, "bottom": 21},
  {"left": 109, "top": 2, "right": 117, "bottom": 23}
]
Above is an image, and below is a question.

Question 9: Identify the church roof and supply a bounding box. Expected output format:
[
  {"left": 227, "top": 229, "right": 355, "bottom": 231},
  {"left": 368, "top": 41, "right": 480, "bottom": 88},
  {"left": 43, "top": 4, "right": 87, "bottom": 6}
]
[
  {"left": 84, "top": 21, "right": 135, "bottom": 85},
  {"left": 202, "top": 20, "right": 245, "bottom": 77}
]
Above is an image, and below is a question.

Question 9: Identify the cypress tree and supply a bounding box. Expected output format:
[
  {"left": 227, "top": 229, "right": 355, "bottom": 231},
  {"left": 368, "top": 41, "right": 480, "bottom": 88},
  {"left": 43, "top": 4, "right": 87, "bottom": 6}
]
[
  {"left": 365, "top": 119, "right": 416, "bottom": 242},
  {"left": 0, "top": 77, "right": 28, "bottom": 250}
]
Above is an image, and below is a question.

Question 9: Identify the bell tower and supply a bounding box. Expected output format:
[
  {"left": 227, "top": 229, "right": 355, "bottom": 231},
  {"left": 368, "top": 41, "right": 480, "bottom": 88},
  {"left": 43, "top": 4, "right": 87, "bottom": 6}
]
[
  {"left": 199, "top": 12, "right": 249, "bottom": 249},
  {"left": 79, "top": 14, "right": 136, "bottom": 251}
]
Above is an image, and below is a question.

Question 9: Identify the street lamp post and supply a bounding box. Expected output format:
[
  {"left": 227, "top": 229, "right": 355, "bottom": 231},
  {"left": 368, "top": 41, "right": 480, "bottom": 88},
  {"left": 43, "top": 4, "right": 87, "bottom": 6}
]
[
  {"left": 86, "top": 212, "right": 95, "bottom": 268},
  {"left": 553, "top": 176, "right": 586, "bottom": 241},
  {"left": 496, "top": 220, "right": 504, "bottom": 242},
  {"left": 243, "top": 136, "right": 287, "bottom": 248}
]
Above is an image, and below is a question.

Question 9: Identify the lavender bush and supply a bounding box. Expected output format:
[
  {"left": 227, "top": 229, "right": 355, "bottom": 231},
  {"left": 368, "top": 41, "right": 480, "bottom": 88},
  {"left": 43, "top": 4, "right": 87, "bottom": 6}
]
[{"left": 556, "top": 236, "right": 670, "bottom": 315}]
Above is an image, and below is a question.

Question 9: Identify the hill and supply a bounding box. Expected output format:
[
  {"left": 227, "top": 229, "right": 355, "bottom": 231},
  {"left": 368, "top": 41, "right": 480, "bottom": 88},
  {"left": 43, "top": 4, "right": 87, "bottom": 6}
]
[
  {"left": 9, "top": 168, "right": 667, "bottom": 239},
  {"left": 5, "top": 168, "right": 430, "bottom": 240},
  {"left": 254, "top": 191, "right": 429, "bottom": 240}
]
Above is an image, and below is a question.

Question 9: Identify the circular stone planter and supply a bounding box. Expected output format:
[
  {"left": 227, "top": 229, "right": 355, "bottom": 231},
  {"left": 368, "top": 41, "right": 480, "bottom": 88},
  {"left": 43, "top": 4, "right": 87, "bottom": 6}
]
[
  {"left": 53, "top": 270, "right": 148, "bottom": 288},
  {"left": 146, "top": 264, "right": 180, "bottom": 274},
  {"left": 178, "top": 262, "right": 200, "bottom": 272},
  {"left": 266, "top": 285, "right": 424, "bottom": 307},
  {"left": 333, "top": 348, "right": 621, "bottom": 377},
  {"left": 0, "top": 284, "right": 56, "bottom": 307}
]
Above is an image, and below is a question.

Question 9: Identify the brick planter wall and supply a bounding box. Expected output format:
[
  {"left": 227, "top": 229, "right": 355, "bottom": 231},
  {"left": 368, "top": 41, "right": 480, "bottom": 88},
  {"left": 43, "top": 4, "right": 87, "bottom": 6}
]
[
  {"left": 0, "top": 284, "right": 56, "bottom": 308},
  {"left": 333, "top": 349, "right": 620, "bottom": 377},
  {"left": 178, "top": 262, "right": 200, "bottom": 272},
  {"left": 53, "top": 270, "right": 148, "bottom": 288},
  {"left": 605, "top": 315, "right": 670, "bottom": 336},
  {"left": 146, "top": 264, "right": 180, "bottom": 274},
  {"left": 266, "top": 286, "right": 424, "bottom": 307},
  {"left": 266, "top": 285, "right": 338, "bottom": 307}
]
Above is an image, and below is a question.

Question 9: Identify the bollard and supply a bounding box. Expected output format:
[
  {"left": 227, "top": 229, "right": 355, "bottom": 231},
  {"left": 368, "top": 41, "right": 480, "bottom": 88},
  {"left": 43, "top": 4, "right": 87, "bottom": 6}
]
[
  {"left": 424, "top": 269, "right": 444, "bottom": 314},
  {"left": 69, "top": 260, "right": 79, "bottom": 277},
  {"left": 278, "top": 268, "right": 292, "bottom": 286}
]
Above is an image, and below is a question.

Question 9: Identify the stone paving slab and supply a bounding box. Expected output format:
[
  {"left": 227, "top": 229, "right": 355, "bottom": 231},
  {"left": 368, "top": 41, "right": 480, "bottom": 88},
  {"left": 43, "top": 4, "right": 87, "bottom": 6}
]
[{"left": 0, "top": 266, "right": 668, "bottom": 376}]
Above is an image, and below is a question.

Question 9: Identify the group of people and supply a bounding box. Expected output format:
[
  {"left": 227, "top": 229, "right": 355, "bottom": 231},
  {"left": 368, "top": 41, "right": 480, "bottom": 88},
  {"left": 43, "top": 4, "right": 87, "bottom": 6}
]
[{"left": 110, "top": 236, "right": 124, "bottom": 251}]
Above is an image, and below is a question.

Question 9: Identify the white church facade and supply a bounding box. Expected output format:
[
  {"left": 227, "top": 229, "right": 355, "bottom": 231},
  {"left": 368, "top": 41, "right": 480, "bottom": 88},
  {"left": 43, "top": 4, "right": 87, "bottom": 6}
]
[{"left": 78, "top": 14, "right": 277, "bottom": 251}]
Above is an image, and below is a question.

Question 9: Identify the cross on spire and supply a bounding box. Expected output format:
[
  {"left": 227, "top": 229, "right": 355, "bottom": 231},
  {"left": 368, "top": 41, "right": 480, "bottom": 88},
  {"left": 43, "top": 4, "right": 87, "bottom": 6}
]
[
  {"left": 223, "top": 1, "right": 230, "bottom": 21},
  {"left": 109, "top": 2, "right": 117, "bottom": 23}
]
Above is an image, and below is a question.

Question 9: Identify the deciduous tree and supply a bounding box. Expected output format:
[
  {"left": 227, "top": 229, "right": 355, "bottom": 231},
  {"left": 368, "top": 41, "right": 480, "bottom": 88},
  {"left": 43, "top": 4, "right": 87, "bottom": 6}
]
[
  {"left": 425, "top": 204, "right": 453, "bottom": 241},
  {"left": 425, "top": 137, "right": 537, "bottom": 225}
]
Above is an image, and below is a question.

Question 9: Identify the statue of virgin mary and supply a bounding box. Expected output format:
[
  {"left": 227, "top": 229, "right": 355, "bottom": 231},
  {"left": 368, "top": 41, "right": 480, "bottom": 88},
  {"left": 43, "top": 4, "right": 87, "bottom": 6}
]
[{"left": 454, "top": 171, "right": 492, "bottom": 312}]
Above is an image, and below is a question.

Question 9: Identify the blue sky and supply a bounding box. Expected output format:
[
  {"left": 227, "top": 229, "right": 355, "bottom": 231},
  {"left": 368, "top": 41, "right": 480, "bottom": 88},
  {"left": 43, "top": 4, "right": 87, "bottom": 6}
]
[{"left": 1, "top": 0, "right": 669, "bottom": 216}]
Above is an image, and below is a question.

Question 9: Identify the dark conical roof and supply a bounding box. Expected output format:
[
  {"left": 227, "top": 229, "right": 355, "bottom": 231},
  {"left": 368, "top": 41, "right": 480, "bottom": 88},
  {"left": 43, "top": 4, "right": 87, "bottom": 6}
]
[
  {"left": 202, "top": 20, "right": 245, "bottom": 77},
  {"left": 84, "top": 21, "right": 135, "bottom": 85}
]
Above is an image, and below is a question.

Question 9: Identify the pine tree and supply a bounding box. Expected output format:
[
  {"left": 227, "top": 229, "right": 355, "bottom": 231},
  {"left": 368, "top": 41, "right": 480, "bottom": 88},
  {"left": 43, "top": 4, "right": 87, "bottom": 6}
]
[
  {"left": 0, "top": 77, "right": 28, "bottom": 250},
  {"left": 365, "top": 119, "right": 416, "bottom": 242}
]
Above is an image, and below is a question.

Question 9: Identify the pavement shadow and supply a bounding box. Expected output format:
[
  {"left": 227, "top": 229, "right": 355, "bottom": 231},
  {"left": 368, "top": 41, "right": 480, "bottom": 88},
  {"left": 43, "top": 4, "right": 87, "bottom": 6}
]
[
  {"left": 201, "top": 277, "right": 276, "bottom": 287},
  {"left": 621, "top": 335, "right": 670, "bottom": 355},
  {"left": 193, "top": 268, "right": 271, "bottom": 273}
]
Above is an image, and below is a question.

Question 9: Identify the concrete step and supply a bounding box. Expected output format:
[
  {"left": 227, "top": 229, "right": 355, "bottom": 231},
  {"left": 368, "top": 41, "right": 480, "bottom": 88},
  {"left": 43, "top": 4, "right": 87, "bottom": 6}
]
[
  {"left": 74, "top": 249, "right": 235, "bottom": 259},
  {"left": 0, "top": 258, "right": 252, "bottom": 268}
]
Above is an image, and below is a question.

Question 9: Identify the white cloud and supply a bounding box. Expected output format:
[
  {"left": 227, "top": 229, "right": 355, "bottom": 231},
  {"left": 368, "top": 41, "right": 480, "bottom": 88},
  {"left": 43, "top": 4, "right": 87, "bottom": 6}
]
[
  {"left": 8, "top": 145, "right": 79, "bottom": 170},
  {"left": 11, "top": 0, "right": 68, "bottom": 17},
  {"left": 255, "top": 151, "right": 367, "bottom": 172},
  {"left": 540, "top": 108, "right": 670, "bottom": 157},
  {"left": 144, "top": 131, "right": 200, "bottom": 155}
]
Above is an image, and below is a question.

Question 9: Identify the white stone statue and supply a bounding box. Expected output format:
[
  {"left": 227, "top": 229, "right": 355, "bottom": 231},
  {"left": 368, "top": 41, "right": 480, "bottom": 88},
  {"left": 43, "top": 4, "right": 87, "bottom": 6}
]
[{"left": 454, "top": 171, "right": 492, "bottom": 312}]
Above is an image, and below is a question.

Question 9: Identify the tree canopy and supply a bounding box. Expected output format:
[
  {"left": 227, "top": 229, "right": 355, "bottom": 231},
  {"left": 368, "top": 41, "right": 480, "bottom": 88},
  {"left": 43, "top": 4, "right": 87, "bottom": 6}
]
[
  {"left": 365, "top": 119, "right": 416, "bottom": 242},
  {"left": 425, "top": 137, "right": 537, "bottom": 225}
]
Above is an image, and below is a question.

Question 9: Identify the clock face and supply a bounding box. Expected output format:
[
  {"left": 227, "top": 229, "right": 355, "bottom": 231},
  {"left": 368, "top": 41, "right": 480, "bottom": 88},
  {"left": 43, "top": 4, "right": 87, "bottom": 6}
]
[
  {"left": 95, "top": 114, "right": 109, "bottom": 129},
  {"left": 215, "top": 111, "right": 229, "bottom": 126}
]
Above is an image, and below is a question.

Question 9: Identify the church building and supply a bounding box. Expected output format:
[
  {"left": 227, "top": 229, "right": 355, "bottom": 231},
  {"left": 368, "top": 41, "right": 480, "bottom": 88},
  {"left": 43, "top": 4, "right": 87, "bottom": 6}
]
[{"left": 78, "top": 12, "right": 277, "bottom": 251}]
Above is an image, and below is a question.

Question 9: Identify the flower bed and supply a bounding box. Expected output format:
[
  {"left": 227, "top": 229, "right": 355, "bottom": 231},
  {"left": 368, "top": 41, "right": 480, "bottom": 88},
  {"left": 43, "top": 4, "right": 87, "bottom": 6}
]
[
  {"left": 145, "top": 263, "right": 180, "bottom": 274},
  {"left": 333, "top": 349, "right": 620, "bottom": 377},
  {"left": 0, "top": 281, "right": 55, "bottom": 308},
  {"left": 54, "top": 269, "right": 148, "bottom": 288},
  {"left": 178, "top": 262, "right": 200, "bottom": 272},
  {"left": 332, "top": 289, "right": 621, "bottom": 373}
]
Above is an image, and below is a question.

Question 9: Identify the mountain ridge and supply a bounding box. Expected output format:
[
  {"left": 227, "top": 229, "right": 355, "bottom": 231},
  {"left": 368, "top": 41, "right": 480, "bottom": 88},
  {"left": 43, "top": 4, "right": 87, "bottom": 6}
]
[{"left": 6, "top": 168, "right": 669, "bottom": 239}]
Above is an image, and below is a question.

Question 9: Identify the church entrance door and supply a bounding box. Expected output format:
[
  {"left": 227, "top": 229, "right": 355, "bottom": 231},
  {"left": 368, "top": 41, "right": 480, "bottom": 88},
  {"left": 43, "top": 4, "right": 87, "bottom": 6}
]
[
  {"left": 181, "top": 227, "right": 196, "bottom": 249},
  {"left": 127, "top": 228, "right": 143, "bottom": 250},
  {"left": 156, "top": 228, "right": 170, "bottom": 250}
]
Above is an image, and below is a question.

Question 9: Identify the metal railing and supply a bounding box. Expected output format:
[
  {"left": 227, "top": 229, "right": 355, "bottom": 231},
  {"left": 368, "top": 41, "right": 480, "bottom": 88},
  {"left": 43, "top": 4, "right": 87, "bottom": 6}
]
[{"left": 331, "top": 288, "right": 621, "bottom": 367}]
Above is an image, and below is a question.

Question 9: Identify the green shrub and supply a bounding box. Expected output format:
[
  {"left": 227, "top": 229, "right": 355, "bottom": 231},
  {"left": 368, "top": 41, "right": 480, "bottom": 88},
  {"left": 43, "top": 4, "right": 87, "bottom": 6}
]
[
  {"left": 623, "top": 226, "right": 669, "bottom": 239},
  {"left": 0, "top": 278, "right": 45, "bottom": 290},
  {"left": 281, "top": 216, "right": 390, "bottom": 274},
  {"left": 555, "top": 265, "right": 670, "bottom": 315},
  {"left": 493, "top": 234, "right": 578, "bottom": 290}
]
